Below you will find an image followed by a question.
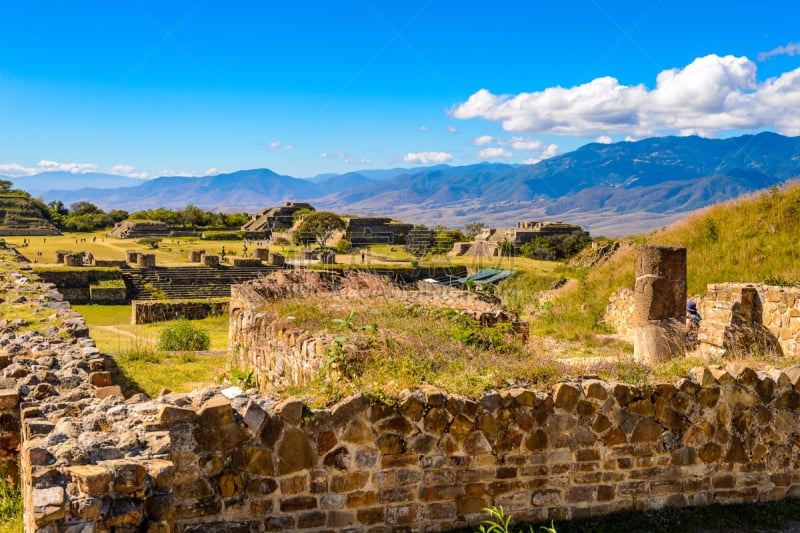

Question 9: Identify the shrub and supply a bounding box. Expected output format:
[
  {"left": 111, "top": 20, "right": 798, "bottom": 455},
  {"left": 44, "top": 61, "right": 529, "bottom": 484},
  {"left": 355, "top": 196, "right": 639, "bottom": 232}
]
[
  {"left": 157, "top": 320, "right": 211, "bottom": 351},
  {"left": 335, "top": 238, "right": 353, "bottom": 253},
  {"left": 201, "top": 231, "right": 242, "bottom": 241}
]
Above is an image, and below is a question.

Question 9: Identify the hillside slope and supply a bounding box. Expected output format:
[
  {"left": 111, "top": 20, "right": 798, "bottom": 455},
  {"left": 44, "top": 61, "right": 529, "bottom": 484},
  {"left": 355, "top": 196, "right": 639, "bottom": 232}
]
[{"left": 530, "top": 181, "right": 800, "bottom": 339}]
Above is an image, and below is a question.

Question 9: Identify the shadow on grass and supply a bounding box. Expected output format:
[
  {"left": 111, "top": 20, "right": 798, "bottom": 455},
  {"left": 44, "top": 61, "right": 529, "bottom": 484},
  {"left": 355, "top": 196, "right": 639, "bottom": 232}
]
[
  {"left": 104, "top": 353, "right": 148, "bottom": 398},
  {"left": 448, "top": 500, "right": 800, "bottom": 533}
]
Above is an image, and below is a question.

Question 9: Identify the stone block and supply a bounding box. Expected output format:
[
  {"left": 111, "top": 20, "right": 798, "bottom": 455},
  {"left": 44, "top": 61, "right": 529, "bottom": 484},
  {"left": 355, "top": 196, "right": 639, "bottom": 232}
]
[
  {"left": 67, "top": 464, "right": 112, "bottom": 495},
  {"left": 95, "top": 385, "right": 122, "bottom": 399}
]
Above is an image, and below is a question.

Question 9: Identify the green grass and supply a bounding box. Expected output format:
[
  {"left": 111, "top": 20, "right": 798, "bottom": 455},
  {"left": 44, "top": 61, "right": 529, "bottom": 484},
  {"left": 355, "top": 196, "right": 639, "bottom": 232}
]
[
  {"left": 0, "top": 463, "right": 21, "bottom": 533},
  {"left": 264, "top": 295, "right": 569, "bottom": 406},
  {"left": 74, "top": 304, "right": 229, "bottom": 397}
]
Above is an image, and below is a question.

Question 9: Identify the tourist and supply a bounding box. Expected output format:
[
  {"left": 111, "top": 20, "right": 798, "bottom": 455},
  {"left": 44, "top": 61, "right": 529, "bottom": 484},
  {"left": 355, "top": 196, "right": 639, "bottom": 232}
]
[{"left": 685, "top": 301, "right": 702, "bottom": 345}]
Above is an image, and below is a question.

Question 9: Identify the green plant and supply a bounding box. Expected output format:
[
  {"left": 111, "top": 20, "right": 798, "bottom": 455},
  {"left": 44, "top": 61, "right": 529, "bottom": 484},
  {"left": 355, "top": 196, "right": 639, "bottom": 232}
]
[
  {"left": 764, "top": 274, "right": 796, "bottom": 287},
  {"left": 0, "top": 465, "right": 22, "bottom": 525},
  {"left": 230, "top": 367, "right": 257, "bottom": 389},
  {"left": 335, "top": 238, "right": 352, "bottom": 253},
  {"left": 157, "top": 319, "right": 211, "bottom": 351},
  {"left": 137, "top": 237, "right": 163, "bottom": 249},
  {"left": 332, "top": 310, "right": 357, "bottom": 331},
  {"left": 477, "top": 506, "right": 556, "bottom": 533},
  {"left": 704, "top": 216, "right": 719, "bottom": 242}
]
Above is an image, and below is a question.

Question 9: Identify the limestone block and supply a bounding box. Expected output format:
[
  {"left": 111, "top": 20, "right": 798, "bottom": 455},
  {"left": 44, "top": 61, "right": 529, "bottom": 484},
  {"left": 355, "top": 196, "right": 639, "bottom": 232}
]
[
  {"left": 67, "top": 464, "right": 112, "bottom": 495},
  {"left": 276, "top": 428, "right": 315, "bottom": 474}
]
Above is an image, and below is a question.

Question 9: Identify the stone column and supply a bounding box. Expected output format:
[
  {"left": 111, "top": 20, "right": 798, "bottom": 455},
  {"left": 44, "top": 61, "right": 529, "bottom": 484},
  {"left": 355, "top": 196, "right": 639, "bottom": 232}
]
[
  {"left": 189, "top": 249, "right": 205, "bottom": 262},
  {"left": 125, "top": 250, "right": 138, "bottom": 263},
  {"left": 201, "top": 254, "right": 220, "bottom": 267},
  {"left": 137, "top": 253, "right": 156, "bottom": 268},
  {"left": 270, "top": 253, "right": 285, "bottom": 267},
  {"left": 633, "top": 245, "right": 687, "bottom": 365},
  {"left": 254, "top": 248, "right": 269, "bottom": 261}
]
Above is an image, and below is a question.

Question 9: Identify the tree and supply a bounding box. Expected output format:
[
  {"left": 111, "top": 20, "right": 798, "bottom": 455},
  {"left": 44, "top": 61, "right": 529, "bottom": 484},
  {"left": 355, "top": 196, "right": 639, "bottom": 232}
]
[
  {"left": 464, "top": 221, "right": 486, "bottom": 240},
  {"left": 0, "top": 179, "right": 12, "bottom": 193},
  {"left": 497, "top": 238, "right": 514, "bottom": 257},
  {"left": 180, "top": 204, "right": 205, "bottom": 227},
  {"left": 294, "top": 212, "right": 346, "bottom": 248},
  {"left": 69, "top": 201, "right": 102, "bottom": 216}
]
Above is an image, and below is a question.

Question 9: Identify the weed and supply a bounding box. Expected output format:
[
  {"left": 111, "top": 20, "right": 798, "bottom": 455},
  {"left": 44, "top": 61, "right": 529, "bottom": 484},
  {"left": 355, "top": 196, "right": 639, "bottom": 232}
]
[
  {"left": 477, "top": 506, "right": 556, "bottom": 533},
  {"left": 0, "top": 466, "right": 21, "bottom": 526},
  {"left": 230, "top": 367, "right": 257, "bottom": 389}
]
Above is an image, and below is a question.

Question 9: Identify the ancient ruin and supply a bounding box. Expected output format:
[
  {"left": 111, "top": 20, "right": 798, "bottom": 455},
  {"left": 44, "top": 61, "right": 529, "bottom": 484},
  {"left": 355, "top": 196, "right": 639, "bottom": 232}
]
[
  {"left": 0, "top": 194, "right": 60, "bottom": 236},
  {"left": 451, "top": 221, "right": 589, "bottom": 257},
  {"left": 3, "top": 243, "right": 800, "bottom": 531},
  {"left": 344, "top": 218, "right": 413, "bottom": 245},
  {"left": 632, "top": 245, "right": 687, "bottom": 365},
  {"left": 241, "top": 202, "right": 314, "bottom": 238},
  {"left": 107, "top": 220, "right": 172, "bottom": 239}
]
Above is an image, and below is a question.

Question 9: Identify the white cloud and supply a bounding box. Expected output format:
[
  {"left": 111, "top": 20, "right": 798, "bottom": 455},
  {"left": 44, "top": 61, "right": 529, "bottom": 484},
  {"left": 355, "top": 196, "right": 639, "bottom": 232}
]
[
  {"left": 419, "top": 125, "right": 429, "bottom": 132},
  {"left": 402, "top": 151, "right": 453, "bottom": 164},
  {"left": 595, "top": 135, "right": 613, "bottom": 144},
  {"left": 478, "top": 147, "right": 512, "bottom": 159},
  {"left": 503, "top": 136, "right": 544, "bottom": 150},
  {"left": 320, "top": 150, "right": 347, "bottom": 159},
  {"left": 205, "top": 168, "right": 220, "bottom": 175},
  {"left": 451, "top": 54, "right": 800, "bottom": 138},
  {"left": 472, "top": 135, "right": 493, "bottom": 146},
  {"left": 520, "top": 143, "right": 559, "bottom": 165},
  {"left": 110, "top": 164, "right": 149, "bottom": 179},
  {"left": 269, "top": 140, "right": 293, "bottom": 151},
  {"left": 758, "top": 42, "right": 800, "bottom": 61},
  {"left": 159, "top": 169, "right": 206, "bottom": 177},
  {"left": 0, "top": 163, "right": 37, "bottom": 177},
  {"left": 446, "top": 125, "right": 458, "bottom": 133},
  {"left": 38, "top": 160, "right": 97, "bottom": 174},
  {"left": 360, "top": 158, "right": 372, "bottom": 164}
]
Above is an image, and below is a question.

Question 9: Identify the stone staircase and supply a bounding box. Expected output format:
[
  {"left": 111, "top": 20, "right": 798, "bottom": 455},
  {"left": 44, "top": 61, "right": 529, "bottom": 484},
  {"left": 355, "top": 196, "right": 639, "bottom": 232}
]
[{"left": 121, "top": 264, "right": 283, "bottom": 300}]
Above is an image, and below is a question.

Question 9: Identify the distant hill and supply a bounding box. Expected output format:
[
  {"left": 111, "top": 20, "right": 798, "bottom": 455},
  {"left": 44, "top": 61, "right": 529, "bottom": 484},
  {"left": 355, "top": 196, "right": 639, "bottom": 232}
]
[
  {"left": 10, "top": 172, "right": 145, "bottom": 194},
  {"left": 23, "top": 132, "right": 800, "bottom": 237}
]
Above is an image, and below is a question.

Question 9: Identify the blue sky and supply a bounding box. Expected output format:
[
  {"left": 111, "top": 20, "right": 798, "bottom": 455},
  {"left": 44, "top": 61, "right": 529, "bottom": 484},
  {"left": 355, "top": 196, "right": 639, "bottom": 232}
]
[{"left": 1, "top": 1, "right": 799, "bottom": 180}]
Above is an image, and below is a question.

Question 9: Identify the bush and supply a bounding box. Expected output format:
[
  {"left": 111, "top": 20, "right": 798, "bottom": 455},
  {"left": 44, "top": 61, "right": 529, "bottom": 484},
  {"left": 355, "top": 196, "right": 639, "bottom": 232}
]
[
  {"left": 201, "top": 231, "right": 242, "bottom": 241},
  {"left": 335, "top": 238, "right": 353, "bottom": 253},
  {"left": 157, "top": 320, "right": 211, "bottom": 351}
]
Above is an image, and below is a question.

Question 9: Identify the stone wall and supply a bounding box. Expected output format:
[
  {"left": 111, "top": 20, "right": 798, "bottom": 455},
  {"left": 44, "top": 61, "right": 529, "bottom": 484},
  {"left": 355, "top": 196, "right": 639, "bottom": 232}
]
[
  {"left": 606, "top": 282, "right": 800, "bottom": 357},
  {"left": 228, "top": 271, "right": 526, "bottom": 390},
  {"left": 20, "top": 359, "right": 800, "bottom": 531},
  {"left": 8, "top": 249, "right": 800, "bottom": 531},
  {"left": 131, "top": 299, "right": 229, "bottom": 325},
  {"left": 32, "top": 268, "right": 127, "bottom": 305}
]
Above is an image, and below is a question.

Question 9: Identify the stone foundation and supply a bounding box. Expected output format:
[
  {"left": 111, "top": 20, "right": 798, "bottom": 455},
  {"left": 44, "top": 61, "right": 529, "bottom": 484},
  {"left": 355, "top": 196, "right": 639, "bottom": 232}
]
[
  {"left": 131, "top": 299, "right": 229, "bottom": 325},
  {"left": 607, "top": 282, "right": 800, "bottom": 358}
]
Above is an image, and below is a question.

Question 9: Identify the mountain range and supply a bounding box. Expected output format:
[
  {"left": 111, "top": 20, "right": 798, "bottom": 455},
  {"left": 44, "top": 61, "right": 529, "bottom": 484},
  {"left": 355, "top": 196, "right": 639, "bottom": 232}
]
[{"left": 6, "top": 132, "right": 800, "bottom": 237}]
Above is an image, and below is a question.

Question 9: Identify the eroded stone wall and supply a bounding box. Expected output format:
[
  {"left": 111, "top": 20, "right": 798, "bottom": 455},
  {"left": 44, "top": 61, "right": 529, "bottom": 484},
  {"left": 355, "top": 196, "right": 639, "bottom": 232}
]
[
  {"left": 606, "top": 282, "right": 800, "bottom": 357},
  {"left": 228, "top": 271, "right": 526, "bottom": 390},
  {"left": 131, "top": 299, "right": 229, "bottom": 325}
]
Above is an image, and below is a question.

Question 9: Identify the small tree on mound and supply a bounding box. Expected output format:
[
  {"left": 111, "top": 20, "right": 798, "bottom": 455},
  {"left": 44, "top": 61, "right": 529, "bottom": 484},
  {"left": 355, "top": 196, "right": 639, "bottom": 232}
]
[
  {"left": 294, "top": 212, "right": 346, "bottom": 249},
  {"left": 157, "top": 320, "right": 211, "bottom": 351}
]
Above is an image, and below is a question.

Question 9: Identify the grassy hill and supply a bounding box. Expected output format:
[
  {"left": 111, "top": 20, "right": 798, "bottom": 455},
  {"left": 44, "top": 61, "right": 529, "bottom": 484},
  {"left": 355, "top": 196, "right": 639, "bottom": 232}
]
[{"left": 530, "top": 181, "right": 800, "bottom": 340}]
